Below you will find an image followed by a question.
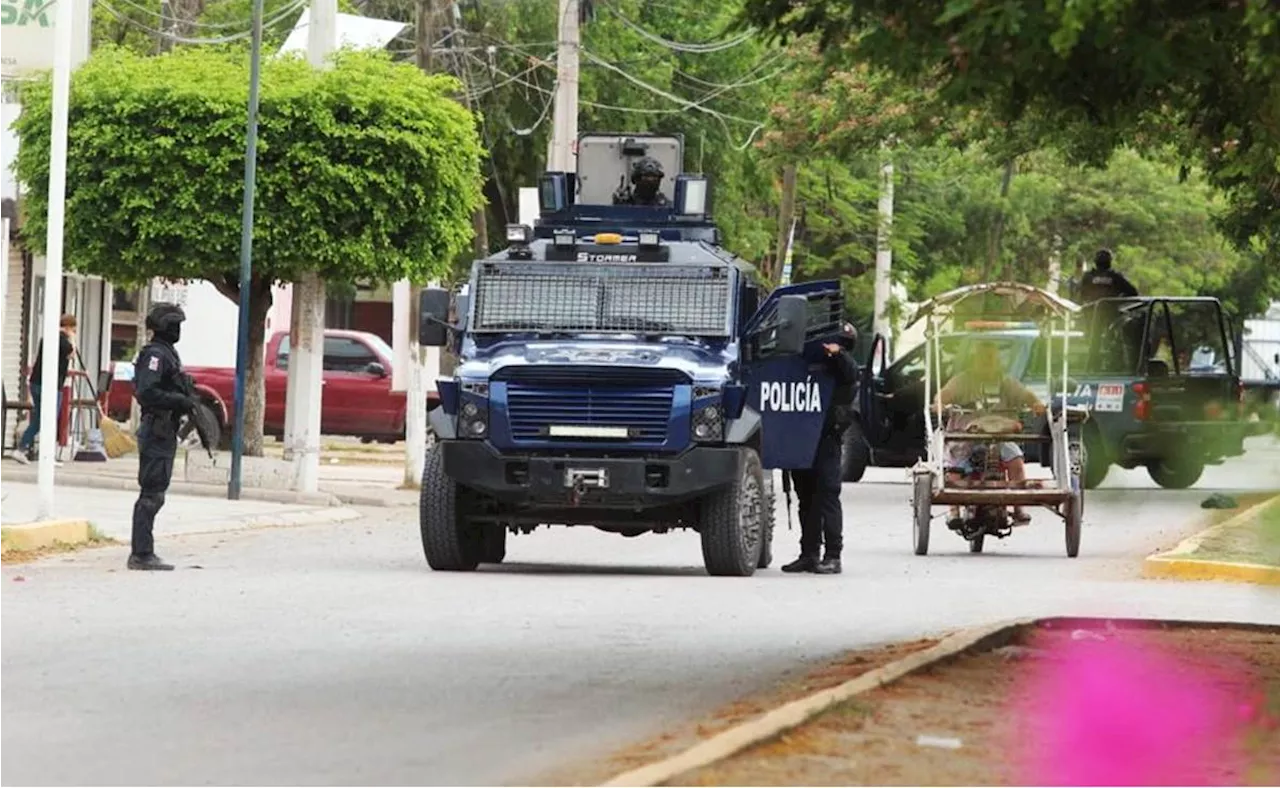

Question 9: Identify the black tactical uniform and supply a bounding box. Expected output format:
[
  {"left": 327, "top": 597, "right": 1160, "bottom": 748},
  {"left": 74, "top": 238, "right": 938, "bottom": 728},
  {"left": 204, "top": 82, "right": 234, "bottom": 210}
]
[
  {"left": 130, "top": 303, "right": 205, "bottom": 571},
  {"left": 612, "top": 156, "right": 670, "bottom": 207},
  {"left": 783, "top": 323, "right": 859, "bottom": 575},
  {"left": 1078, "top": 248, "right": 1138, "bottom": 303}
]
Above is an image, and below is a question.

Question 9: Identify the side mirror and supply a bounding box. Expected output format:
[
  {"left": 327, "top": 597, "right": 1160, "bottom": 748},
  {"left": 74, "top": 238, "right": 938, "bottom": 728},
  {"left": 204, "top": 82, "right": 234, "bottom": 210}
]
[
  {"left": 366, "top": 361, "right": 387, "bottom": 378},
  {"left": 419, "top": 286, "right": 451, "bottom": 347},
  {"left": 775, "top": 294, "right": 808, "bottom": 355}
]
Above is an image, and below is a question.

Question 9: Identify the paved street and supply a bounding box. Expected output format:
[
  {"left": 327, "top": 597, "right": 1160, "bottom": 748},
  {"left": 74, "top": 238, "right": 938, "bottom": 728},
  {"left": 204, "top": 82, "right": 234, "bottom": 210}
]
[{"left": 3, "top": 438, "right": 1279, "bottom": 786}]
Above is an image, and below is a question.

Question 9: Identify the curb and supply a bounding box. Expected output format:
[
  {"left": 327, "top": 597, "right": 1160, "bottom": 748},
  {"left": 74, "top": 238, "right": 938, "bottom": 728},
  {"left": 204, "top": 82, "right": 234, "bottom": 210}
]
[
  {"left": 598, "top": 616, "right": 1280, "bottom": 788},
  {"left": 1, "top": 519, "right": 92, "bottom": 552},
  {"left": 1143, "top": 494, "right": 1280, "bottom": 586},
  {"left": 0, "top": 467, "right": 379, "bottom": 507},
  {"left": 600, "top": 618, "right": 1031, "bottom": 788}
]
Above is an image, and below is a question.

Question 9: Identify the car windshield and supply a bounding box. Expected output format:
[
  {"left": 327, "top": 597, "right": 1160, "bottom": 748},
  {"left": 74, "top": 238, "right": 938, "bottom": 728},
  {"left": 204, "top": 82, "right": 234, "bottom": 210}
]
[{"left": 362, "top": 333, "right": 394, "bottom": 361}]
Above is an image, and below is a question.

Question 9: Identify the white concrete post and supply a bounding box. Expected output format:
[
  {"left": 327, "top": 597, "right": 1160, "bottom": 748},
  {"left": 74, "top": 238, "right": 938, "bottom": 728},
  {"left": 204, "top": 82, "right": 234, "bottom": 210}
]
[
  {"left": 284, "top": 0, "right": 337, "bottom": 492},
  {"left": 36, "top": 0, "right": 75, "bottom": 520}
]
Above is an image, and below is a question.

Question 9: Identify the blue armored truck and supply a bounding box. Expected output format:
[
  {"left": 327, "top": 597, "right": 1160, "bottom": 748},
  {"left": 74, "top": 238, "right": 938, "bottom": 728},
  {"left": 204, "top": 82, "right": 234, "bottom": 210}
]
[{"left": 415, "top": 133, "right": 846, "bottom": 576}]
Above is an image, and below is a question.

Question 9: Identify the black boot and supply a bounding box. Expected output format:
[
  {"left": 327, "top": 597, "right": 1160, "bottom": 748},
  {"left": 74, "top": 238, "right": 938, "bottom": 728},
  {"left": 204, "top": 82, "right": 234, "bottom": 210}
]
[
  {"left": 128, "top": 553, "right": 174, "bottom": 571},
  {"left": 815, "top": 556, "right": 842, "bottom": 575},
  {"left": 781, "top": 554, "right": 819, "bottom": 573}
]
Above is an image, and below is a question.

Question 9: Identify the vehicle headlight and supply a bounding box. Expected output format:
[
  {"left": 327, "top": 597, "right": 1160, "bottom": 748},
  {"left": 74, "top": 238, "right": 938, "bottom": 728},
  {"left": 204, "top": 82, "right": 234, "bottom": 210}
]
[
  {"left": 691, "top": 402, "right": 723, "bottom": 443},
  {"left": 459, "top": 395, "right": 489, "bottom": 438}
]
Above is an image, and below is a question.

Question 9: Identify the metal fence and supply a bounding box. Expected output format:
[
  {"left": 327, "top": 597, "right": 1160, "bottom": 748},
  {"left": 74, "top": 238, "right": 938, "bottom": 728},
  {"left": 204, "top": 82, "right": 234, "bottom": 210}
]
[{"left": 471, "top": 262, "right": 731, "bottom": 336}]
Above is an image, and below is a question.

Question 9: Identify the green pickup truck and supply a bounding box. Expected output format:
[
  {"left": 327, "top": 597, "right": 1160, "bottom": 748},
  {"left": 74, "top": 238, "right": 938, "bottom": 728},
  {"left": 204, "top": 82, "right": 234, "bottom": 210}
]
[{"left": 848, "top": 296, "right": 1249, "bottom": 489}]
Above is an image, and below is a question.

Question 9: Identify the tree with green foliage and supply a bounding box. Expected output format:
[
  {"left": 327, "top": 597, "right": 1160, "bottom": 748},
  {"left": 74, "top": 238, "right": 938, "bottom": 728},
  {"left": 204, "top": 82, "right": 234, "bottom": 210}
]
[
  {"left": 14, "top": 46, "right": 484, "bottom": 454},
  {"left": 739, "top": 0, "right": 1280, "bottom": 313}
]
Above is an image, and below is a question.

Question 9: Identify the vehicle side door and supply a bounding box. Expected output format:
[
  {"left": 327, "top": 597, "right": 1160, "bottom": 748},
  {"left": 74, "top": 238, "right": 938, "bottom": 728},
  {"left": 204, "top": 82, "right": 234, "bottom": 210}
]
[
  {"left": 858, "top": 333, "right": 892, "bottom": 450},
  {"left": 742, "top": 281, "right": 843, "bottom": 470},
  {"left": 263, "top": 334, "right": 290, "bottom": 434},
  {"left": 321, "top": 336, "right": 390, "bottom": 436}
]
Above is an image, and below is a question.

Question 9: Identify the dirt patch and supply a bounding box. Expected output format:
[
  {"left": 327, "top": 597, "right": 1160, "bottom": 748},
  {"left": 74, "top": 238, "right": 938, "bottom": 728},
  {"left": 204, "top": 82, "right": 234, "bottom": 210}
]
[
  {"left": 1, "top": 528, "right": 118, "bottom": 565},
  {"left": 536, "top": 638, "right": 939, "bottom": 786},
  {"left": 676, "top": 624, "right": 1280, "bottom": 786}
]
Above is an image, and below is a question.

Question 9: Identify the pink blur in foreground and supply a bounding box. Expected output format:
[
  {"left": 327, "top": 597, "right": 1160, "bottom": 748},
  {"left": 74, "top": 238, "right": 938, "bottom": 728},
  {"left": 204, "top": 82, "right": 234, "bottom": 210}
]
[{"left": 1008, "top": 633, "right": 1251, "bottom": 785}]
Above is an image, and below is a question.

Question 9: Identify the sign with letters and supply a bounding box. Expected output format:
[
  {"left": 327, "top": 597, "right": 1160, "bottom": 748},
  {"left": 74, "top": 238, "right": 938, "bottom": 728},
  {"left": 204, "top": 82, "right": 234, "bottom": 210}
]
[{"left": 1, "top": 0, "right": 90, "bottom": 77}]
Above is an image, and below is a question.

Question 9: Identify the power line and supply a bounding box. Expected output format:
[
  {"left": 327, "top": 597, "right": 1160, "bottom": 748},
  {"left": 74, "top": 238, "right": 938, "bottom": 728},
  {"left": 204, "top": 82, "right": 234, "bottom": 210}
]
[
  {"left": 597, "top": 0, "right": 755, "bottom": 54},
  {"left": 107, "top": 0, "right": 301, "bottom": 30},
  {"left": 98, "top": 0, "right": 308, "bottom": 44}
]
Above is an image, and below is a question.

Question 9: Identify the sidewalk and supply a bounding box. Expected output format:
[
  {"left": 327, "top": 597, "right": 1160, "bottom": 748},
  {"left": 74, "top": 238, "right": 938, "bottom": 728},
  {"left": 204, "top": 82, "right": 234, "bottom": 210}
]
[
  {"left": 2, "top": 451, "right": 420, "bottom": 508},
  {"left": 0, "top": 481, "right": 363, "bottom": 544}
]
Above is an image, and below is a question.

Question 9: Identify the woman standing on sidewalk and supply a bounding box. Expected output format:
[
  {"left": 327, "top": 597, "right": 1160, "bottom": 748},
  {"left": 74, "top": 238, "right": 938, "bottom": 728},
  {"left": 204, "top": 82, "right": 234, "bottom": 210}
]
[{"left": 10, "top": 314, "right": 76, "bottom": 465}]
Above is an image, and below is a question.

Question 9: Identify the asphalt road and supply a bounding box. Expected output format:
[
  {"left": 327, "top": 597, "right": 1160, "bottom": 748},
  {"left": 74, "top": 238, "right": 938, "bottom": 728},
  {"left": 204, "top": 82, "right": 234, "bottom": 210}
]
[{"left": 4, "top": 438, "right": 1280, "bottom": 786}]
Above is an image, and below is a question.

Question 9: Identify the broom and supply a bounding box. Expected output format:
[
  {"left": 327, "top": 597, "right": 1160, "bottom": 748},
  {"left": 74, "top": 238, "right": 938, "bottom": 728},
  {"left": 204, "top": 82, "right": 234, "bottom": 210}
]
[{"left": 74, "top": 350, "right": 137, "bottom": 459}]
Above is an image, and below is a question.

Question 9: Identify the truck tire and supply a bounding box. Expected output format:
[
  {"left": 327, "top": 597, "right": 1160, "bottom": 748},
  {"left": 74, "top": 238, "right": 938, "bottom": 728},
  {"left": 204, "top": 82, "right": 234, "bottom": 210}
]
[
  {"left": 841, "top": 421, "right": 871, "bottom": 482},
  {"left": 1147, "top": 458, "right": 1205, "bottom": 490},
  {"left": 757, "top": 471, "right": 776, "bottom": 569},
  {"left": 699, "top": 448, "right": 765, "bottom": 577},
  {"left": 419, "top": 443, "right": 482, "bottom": 571},
  {"left": 1081, "top": 426, "right": 1109, "bottom": 490}
]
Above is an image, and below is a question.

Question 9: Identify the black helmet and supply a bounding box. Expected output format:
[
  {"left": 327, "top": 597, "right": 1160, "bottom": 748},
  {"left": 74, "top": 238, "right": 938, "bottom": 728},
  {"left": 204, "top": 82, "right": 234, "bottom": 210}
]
[
  {"left": 1095, "top": 248, "right": 1113, "bottom": 269},
  {"left": 631, "top": 156, "right": 664, "bottom": 182},
  {"left": 837, "top": 321, "right": 857, "bottom": 348},
  {"left": 146, "top": 302, "right": 186, "bottom": 331}
]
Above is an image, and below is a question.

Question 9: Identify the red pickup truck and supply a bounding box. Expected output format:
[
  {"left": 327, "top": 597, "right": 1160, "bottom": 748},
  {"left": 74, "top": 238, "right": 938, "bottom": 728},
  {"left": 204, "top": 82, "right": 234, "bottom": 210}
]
[{"left": 106, "top": 329, "right": 438, "bottom": 447}]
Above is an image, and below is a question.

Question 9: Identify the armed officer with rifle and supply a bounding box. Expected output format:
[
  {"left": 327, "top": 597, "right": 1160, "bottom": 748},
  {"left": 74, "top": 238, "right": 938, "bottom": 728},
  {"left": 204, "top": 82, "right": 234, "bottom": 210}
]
[
  {"left": 129, "top": 302, "right": 214, "bottom": 571},
  {"left": 612, "top": 157, "right": 671, "bottom": 207}
]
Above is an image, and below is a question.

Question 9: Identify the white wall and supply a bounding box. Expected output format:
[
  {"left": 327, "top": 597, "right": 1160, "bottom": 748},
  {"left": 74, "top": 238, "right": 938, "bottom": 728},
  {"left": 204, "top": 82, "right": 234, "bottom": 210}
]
[
  {"left": 3, "top": 101, "right": 20, "bottom": 201},
  {"left": 169, "top": 279, "right": 293, "bottom": 369}
]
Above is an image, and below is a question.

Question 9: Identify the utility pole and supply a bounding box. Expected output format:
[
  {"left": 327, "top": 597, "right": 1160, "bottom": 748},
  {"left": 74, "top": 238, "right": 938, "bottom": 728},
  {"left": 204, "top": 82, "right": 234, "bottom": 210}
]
[
  {"left": 284, "top": 0, "right": 336, "bottom": 494},
  {"left": 873, "top": 145, "right": 894, "bottom": 350},
  {"left": 402, "top": 0, "right": 441, "bottom": 488},
  {"left": 228, "top": 0, "right": 265, "bottom": 500},
  {"left": 872, "top": 158, "right": 894, "bottom": 339},
  {"left": 546, "top": 0, "right": 580, "bottom": 172}
]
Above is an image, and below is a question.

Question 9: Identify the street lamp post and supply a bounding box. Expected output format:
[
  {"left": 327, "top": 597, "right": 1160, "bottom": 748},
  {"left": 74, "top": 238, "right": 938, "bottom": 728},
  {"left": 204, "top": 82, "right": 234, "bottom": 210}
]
[{"left": 228, "top": 0, "right": 265, "bottom": 500}]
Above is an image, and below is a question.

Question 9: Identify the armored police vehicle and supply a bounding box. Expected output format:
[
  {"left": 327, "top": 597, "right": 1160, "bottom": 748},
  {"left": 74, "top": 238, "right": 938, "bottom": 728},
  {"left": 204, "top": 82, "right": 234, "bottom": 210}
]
[{"left": 416, "top": 133, "right": 844, "bottom": 576}]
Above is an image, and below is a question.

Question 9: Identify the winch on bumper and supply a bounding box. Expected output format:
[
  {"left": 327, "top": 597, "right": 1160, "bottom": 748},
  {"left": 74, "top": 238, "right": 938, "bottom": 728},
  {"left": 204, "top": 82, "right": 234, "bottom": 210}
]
[{"left": 438, "top": 440, "right": 742, "bottom": 508}]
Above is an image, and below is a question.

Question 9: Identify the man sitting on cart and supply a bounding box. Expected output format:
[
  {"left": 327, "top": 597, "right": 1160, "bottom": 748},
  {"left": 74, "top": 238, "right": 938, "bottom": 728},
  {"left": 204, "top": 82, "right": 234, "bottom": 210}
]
[{"left": 934, "top": 341, "right": 1046, "bottom": 526}]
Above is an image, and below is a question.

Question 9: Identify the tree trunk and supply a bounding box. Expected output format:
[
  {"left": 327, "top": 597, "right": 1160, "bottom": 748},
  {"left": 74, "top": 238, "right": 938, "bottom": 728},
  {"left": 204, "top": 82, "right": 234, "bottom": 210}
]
[
  {"left": 773, "top": 163, "right": 798, "bottom": 286},
  {"left": 212, "top": 273, "right": 273, "bottom": 457},
  {"left": 981, "top": 158, "right": 1017, "bottom": 283}
]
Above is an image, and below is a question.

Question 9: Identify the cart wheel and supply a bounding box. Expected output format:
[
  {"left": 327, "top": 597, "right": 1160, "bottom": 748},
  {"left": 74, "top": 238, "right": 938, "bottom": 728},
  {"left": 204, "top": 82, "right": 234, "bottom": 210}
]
[
  {"left": 1064, "top": 490, "right": 1082, "bottom": 558},
  {"left": 969, "top": 531, "right": 985, "bottom": 553},
  {"left": 912, "top": 473, "right": 931, "bottom": 556}
]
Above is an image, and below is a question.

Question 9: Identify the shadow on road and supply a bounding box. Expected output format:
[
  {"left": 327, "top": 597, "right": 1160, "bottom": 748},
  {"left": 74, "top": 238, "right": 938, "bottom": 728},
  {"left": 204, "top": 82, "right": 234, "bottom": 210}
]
[{"left": 484, "top": 561, "right": 707, "bottom": 577}]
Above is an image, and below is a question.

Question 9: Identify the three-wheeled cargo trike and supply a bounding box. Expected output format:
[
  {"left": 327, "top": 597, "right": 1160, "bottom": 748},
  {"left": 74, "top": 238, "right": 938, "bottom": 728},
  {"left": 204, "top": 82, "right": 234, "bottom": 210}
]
[{"left": 908, "top": 283, "right": 1090, "bottom": 557}]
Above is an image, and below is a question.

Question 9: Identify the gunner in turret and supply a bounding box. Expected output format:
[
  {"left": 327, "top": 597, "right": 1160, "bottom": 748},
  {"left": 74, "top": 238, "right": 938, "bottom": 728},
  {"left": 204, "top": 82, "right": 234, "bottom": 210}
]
[{"left": 613, "top": 157, "right": 670, "bottom": 207}]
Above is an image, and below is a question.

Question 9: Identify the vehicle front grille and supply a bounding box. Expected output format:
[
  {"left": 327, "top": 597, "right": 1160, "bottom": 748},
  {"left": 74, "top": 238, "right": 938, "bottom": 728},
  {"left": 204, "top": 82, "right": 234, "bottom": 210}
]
[{"left": 499, "top": 367, "right": 684, "bottom": 445}]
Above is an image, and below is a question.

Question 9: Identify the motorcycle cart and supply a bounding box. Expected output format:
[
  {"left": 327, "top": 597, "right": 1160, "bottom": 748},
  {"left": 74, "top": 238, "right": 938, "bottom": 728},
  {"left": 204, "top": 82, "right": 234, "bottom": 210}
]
[{"left": 907, "top": 283, "right": 1090, "bottom": 557}]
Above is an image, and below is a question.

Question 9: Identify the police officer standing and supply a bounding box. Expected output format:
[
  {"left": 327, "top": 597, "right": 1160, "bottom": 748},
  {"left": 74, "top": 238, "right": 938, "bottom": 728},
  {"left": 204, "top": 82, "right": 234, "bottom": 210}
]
[
  {"left": 782, "top": 323, "right": 859, "bottom": 575},
  {"left": 613, "top": 157, "right": 670, "bottom": 207},
  {"left": 1078, "top": 248, "right": 1139, "bottom": 303},
  {"left": 130, "top": 303, "right": 208, "bottom": 571}
]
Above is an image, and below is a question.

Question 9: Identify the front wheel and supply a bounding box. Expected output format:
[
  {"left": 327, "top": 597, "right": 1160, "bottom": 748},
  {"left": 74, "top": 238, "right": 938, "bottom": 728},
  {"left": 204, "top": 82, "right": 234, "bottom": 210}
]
[
  {"left": 912, "top": 472, "right": 932, "bottom": 556},
  {"left": 419, "top": 444, "right": 482, "bottom": 571},
  {"left": 1147, "top": 458, "right": 1205, "bottom": 490},
  {"left": 757, "top": 472, "right": 776, "bottom": 569},
  {"left": 699, "top": 449, "right": 765, "bottom": 577}
]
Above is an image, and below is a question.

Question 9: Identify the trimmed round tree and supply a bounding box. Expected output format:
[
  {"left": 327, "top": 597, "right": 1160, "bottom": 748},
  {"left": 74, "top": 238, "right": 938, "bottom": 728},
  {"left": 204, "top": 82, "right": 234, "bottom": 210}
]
[{"left": 15, "top": 46, "right": 485, "bottom": 454}]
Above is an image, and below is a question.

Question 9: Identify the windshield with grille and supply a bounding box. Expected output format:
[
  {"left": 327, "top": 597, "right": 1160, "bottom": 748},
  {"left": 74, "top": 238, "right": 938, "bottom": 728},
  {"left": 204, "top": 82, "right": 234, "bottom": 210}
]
[{"left": 470, "top": 262, "right": 732, "bottom": 336}]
